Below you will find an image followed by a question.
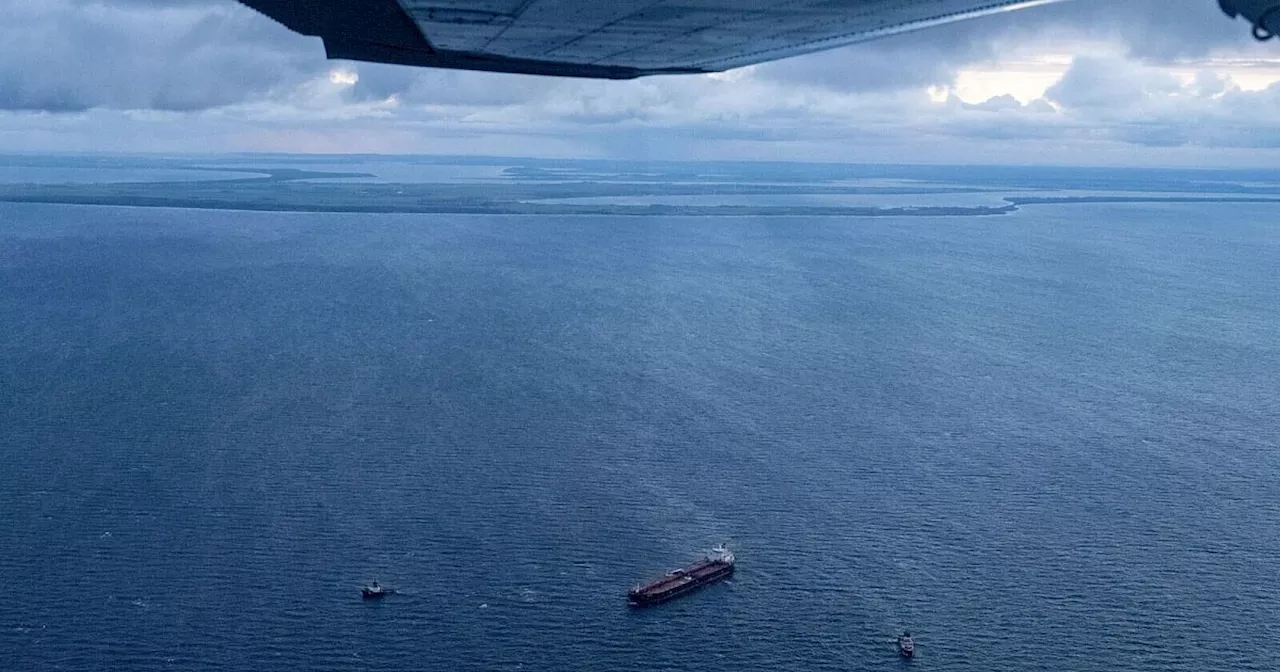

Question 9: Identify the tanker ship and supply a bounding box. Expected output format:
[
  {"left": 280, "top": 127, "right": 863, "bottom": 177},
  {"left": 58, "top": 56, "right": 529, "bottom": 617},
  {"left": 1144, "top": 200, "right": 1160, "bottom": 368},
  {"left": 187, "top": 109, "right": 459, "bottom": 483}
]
[{"left": 627, "top": 544, "right": 734, "bottom": 607}]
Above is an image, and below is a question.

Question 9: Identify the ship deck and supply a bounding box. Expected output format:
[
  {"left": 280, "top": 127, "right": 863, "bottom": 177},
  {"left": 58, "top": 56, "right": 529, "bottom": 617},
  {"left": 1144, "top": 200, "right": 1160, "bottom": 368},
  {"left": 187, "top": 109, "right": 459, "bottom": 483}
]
[{"left": 633, "top": 559, "right": 729, "bottom": 596}]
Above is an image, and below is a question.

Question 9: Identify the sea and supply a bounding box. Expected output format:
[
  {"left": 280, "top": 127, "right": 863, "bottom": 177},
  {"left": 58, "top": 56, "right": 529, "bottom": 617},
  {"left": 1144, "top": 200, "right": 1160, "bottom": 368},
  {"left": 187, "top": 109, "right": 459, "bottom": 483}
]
[{"left": 2, "top": 158, "right": 1278, "bottom": 671}]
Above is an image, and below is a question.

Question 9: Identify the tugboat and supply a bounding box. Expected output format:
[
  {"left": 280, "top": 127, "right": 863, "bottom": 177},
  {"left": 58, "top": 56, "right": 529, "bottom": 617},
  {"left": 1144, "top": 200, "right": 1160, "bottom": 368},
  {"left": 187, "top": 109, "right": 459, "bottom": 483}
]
[
  {"left": 361, "top": 580, "right": 395, "bottom": 599},
  {"left": 897, "top": 632, "right": 916, "bottom": 659},
  {"left": 628, "top": 544, "right": 735, "bottom": 607}
]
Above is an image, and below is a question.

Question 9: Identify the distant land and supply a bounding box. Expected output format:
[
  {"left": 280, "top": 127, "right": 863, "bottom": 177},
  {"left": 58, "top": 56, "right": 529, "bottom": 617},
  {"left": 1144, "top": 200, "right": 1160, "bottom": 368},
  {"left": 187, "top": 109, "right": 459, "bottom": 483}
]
[{"left": 1, "top": 156, "right": 1278, "bottom": 217}]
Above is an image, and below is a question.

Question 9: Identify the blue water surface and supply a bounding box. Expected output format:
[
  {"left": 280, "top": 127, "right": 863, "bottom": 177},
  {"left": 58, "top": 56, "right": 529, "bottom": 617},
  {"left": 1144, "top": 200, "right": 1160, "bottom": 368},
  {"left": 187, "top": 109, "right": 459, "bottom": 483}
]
[{"left": 1, "top": 186, "right": 1278, "bottom": 671}]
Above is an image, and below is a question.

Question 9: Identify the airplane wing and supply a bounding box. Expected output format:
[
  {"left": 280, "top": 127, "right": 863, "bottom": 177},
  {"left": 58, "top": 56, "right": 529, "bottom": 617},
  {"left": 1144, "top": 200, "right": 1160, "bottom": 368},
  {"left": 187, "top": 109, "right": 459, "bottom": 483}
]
[{"left": 238, "top": 0, "right": 1069, "bottom": 79}]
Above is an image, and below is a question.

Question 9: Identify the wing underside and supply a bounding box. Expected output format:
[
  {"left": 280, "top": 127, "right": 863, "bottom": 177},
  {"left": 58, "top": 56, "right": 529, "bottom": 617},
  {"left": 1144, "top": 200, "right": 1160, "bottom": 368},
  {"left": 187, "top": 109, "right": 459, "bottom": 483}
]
[{"left": 239, "top": 0, "right": 1065, "bottom": 79}]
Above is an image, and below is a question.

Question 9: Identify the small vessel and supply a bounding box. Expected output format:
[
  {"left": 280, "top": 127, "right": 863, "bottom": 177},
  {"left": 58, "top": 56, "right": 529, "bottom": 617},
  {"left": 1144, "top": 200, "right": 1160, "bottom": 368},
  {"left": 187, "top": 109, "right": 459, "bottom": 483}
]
[
  {"left": 897, "top": 632, "right": 916, "bottom": 658},
  {"left": 628, "top": 544, "right": 735, "bottom": 607},
  {"left": 362, "top": 581, "right": 395, "bottom": 599}
]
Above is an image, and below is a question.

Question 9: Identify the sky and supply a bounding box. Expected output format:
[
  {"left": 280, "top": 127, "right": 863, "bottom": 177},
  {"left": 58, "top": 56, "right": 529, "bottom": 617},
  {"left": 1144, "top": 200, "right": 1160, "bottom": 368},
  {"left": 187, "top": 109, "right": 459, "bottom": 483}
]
[{"left": 4, "top": 0, "right": 1280, "bottom": 166}]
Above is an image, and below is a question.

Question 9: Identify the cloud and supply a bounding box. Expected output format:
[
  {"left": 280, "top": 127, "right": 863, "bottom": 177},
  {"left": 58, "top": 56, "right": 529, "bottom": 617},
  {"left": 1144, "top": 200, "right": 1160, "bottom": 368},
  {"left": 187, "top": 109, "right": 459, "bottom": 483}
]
[
  {"left": 750, "top": 0, "right": 1268, "bottom": 95},
  {"left": 1044, "top": 56, "right": 1183, "bottom": 109},
  {"left": 962, "top": 94, "right": 1026, "bottom": 112},
  {"left": 1053, "top": 0, "right": 1250, "bottom": 61},
  {"left": 751, "top": 27, "right": 1005, "bottom": 93},
  {"left": 348, "top": 65, "right": 553, "bottom": 108},
  {"left": 0, "top": 0, "right": 319, "bottom": 111},
  {"left": 2, "top": 0, "right": 1280, "bottom": 165},
  {"left": 4, "top": 0, "right": 1266, "bottom": 112},
  {"left": 928, "top": 54, "right": 1280, "bottom": 152}
]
